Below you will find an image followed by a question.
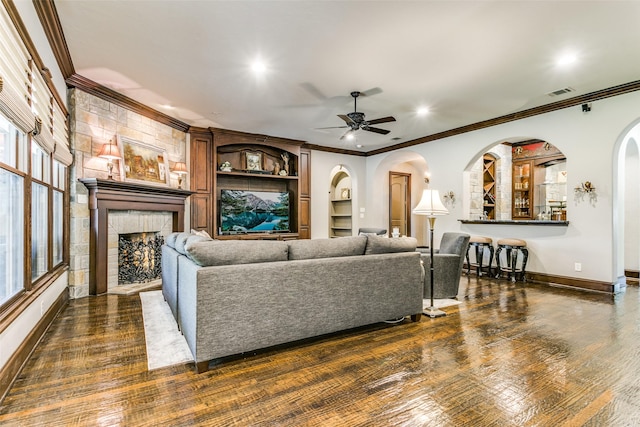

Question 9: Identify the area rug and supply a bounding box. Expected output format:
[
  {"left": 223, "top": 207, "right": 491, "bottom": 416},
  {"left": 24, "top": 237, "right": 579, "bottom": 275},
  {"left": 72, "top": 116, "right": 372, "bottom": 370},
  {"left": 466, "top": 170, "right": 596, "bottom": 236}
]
[
  {"left": 423, "top": 298, "right": 462, "bottom": 310},
  {"left": 139, "top": 290, "right": 193, "bottom": 370}
]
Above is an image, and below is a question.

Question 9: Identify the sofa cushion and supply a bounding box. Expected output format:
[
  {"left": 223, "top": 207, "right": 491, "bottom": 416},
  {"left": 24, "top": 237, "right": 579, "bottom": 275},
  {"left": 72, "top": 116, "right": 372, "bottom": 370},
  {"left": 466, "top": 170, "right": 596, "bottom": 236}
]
[
  {"left": 165, "top": 232, "right": 180, "bottom": 248},
  {"left": 287, "top": 236, "right": 367, "bottom": 260},
  {"left": 365, "top": 235, "right": 417, "bottom": 255},
  {"left": 185, "top": 240, "right": 289, "bottom": 267}
]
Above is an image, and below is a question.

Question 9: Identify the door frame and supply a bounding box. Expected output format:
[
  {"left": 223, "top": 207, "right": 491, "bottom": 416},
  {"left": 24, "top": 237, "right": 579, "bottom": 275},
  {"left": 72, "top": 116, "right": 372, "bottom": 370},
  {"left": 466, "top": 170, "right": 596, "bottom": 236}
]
[{"left": 388, "top": 171, "right": 411, "bottom": 237}]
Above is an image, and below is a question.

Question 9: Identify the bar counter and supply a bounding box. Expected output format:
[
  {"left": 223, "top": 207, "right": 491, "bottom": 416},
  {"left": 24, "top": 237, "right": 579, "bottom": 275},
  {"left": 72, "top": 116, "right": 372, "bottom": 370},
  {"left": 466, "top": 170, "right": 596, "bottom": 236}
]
[{"left": 459, "top": 219, "right": 569, "bottom": 226}]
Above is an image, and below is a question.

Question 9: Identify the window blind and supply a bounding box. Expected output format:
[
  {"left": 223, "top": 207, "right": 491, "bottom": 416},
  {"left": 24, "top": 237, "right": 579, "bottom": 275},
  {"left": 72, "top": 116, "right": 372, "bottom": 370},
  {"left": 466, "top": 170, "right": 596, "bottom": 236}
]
[{"left": 0, "top": 7, "right": 36, "bottom": 134}]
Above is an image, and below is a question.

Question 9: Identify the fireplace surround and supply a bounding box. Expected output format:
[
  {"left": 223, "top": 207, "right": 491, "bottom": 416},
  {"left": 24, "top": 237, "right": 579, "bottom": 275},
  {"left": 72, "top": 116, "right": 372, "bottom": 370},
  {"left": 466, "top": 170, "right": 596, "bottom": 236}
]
[{"left": 80, "top": 178, "right": 193, "bottom": 295}]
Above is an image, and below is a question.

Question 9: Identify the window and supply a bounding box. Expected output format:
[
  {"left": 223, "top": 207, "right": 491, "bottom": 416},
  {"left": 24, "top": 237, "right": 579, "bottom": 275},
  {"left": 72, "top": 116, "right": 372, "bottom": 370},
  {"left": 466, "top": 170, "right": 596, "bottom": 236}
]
[
  {"left": 31, "top": 182, "right": 48, "bottom": 281},
  {"left": 0, "top": 3, "right": 70, "bottom": 313},
  {"left": 0, "top": 117, "right": 26, "bottom": 306},
  {"left": 0, "top": 109, "right": 69, "bottom": 309},
  {"left": 52, "top": 161, "right": 66, "bottom": 266}
]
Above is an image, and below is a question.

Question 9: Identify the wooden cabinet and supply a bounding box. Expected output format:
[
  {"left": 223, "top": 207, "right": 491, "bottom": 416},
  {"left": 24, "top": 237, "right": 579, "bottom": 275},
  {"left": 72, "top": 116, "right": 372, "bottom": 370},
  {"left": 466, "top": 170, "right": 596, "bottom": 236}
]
[
  {"left": 482, "top": 154, "right": 496, "bottom": 219},
  {"left": 298, "top": 149, "right": 311, "bottom": 239},
  {"left": 190, "top": 127, "right": 311, "bottom": 239},
  {"left": 512, "top": 159, "right": 533, "bottom": 219},
  {"left": 190, "top": 129, "right": 213, "bottom": 232}
]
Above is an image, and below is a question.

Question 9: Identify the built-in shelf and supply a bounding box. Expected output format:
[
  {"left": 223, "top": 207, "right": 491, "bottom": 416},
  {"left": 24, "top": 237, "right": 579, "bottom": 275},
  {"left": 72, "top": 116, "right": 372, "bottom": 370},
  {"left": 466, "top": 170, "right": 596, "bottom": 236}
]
[
  {"left": 329, "top": 170, "right": 352, "bottom": 238},
  {"left": 216, "top": 170, "right": 298, "bottom": 180},
  {"left": 483, "top": 154, "right": 496, "bottom": 219}
]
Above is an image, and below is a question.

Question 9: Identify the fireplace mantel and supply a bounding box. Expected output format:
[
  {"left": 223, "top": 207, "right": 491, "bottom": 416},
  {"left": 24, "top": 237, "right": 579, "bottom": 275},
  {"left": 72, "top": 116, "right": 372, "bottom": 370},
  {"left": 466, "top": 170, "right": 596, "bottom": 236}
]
[{"left": 80, "top": 178, "right": 193, "bottom": 295}]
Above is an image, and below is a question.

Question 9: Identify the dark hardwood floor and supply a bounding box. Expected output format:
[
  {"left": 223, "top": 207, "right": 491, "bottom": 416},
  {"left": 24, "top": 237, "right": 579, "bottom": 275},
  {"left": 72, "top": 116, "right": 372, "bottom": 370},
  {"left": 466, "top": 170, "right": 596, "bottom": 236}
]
[{"left": 1, "top": 276, "right": 639, "bottom": 426}]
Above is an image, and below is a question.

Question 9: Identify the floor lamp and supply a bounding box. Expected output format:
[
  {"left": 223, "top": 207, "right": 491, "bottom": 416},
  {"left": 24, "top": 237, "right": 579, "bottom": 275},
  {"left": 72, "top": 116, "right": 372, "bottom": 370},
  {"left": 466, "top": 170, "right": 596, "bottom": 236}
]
[{"left": 413, "top": 186, "right": 449, "bottom": 318}]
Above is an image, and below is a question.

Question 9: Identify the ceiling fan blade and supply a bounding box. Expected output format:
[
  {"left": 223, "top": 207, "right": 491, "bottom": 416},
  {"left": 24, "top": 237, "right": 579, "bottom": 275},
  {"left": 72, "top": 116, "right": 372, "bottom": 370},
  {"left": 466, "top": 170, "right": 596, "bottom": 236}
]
[
  {"left": 363, "top": 127, "right": 391, "bottom": 135},
  {"left": 338, "top": 114, "right": 355, "bottom": 125},
  {"left": 367, "top": 116, "right": 396, "bottom": 125},
  {"left": 360, "top": 87, "right": 383, "bottom": 97},
  {"left": 339, "top": 129, "right": 354, "bottom": 140},
  {"left": 300, "top": 82, "right": 328, "bottom": 101},
  {"left": 315, "top": 125, "right": 348, "bottom": 130}
]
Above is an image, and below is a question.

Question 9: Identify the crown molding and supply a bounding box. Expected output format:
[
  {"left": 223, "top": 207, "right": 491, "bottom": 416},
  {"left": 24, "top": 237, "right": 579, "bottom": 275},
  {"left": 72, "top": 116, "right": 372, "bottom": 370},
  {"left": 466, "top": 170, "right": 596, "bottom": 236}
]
[
  {"left": 66, "top": 74, "right": 190, "bottom": 133},
  {"left": 32, "top": 0, "right": 75, "bottom": 79},
  {"left": 301, "top": 143, "right": 366, "bottom": 157}
]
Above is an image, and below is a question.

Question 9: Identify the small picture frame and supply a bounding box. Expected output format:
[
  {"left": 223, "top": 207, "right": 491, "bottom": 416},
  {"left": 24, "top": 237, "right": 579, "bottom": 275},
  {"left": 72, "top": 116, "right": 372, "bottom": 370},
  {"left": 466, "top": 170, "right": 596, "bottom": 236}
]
[
  {"left": 341, "top": 188, "right": 351, "bottom": 199},
  {"left": 244, "top": 151, "right": 263, "bottom": 171},
  {"left": 117, "top": 135, "right": 170, "bottom": 186}
]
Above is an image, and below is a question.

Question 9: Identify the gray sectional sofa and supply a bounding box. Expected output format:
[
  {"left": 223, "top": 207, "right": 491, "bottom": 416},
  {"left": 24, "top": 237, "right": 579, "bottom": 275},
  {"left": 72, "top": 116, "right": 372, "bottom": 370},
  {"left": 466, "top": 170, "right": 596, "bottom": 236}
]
[{"left": 161, "top": 233, "right": 424, "bottom": 372}]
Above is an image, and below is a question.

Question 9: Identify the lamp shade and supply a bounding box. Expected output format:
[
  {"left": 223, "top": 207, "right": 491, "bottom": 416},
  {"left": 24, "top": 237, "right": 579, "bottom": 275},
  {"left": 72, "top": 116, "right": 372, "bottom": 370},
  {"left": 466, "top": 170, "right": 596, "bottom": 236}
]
[
  {"left": 172, "top": 161, "right": 188, "bottom": 174},
  {"left": 97, "top": 142, "right": 121, "bottom": 160},
  {"left": 412, "top": 189, "right": 449, "bottom": 217}
]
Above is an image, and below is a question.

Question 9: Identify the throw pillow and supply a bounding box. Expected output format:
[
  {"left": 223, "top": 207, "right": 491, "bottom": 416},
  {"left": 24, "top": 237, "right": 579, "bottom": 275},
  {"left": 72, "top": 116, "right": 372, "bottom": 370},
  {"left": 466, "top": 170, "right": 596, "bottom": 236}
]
[
  {"left": 165, "top": 232, "right": 181, "bottom": 248},
  {"left": 191, "top": 228, "right": 211, "bottom": 238},
  {"left": 174, "top": 232, "right": 193, "bottom": 254}
]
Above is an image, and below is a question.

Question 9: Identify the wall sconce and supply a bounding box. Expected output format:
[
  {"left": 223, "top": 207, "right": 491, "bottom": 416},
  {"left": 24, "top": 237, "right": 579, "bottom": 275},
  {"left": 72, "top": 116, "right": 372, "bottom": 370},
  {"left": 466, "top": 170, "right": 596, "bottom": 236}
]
[
  {"left": 574, "top": 181, "right": 597, "bottom": 204},
  {"left": 97, "top": 141, "right": 121, "bottom": 180},
  {"left": 172, "top": 162, "right": 188, "bottom": 189},
  {"left": 443, "top": 190, "right": 456, "bottom": 207},
  {"left": 574, "top": 181, "right": 595, "bottom": 194}
]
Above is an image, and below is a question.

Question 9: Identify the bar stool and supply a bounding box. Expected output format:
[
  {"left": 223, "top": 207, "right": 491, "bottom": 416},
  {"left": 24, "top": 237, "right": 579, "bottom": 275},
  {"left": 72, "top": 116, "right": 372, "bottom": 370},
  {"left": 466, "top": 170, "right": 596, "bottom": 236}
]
[
  {"left": 465, "top": 236, "right": 494, "bottom": 277},
  {"left": 495, "top": 238, "right": 528, "bottom": 282}
]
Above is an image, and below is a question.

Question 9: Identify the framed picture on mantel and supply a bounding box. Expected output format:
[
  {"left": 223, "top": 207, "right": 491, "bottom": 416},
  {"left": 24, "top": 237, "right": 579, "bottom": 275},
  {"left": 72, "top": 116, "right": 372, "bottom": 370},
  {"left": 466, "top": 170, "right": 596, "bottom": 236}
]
[
  {"left": 244, "top": 151, "right": 263, "bottom": 171},
  {"left": 117, "top": 135, "right": 170, "bottom": 186}
]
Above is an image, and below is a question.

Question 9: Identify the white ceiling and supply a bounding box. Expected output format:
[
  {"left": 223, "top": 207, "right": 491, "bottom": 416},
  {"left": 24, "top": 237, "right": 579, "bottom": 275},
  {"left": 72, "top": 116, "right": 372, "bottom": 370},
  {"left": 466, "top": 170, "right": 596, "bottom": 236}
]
[{"left": 54, "top": 1, "right": 640, "bottom": 152}]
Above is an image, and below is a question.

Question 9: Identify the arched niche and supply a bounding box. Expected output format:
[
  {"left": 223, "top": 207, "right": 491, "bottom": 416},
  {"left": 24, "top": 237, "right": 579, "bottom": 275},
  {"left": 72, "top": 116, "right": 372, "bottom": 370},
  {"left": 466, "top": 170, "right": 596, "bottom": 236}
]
[
  {"left": 464, "top": 138, "right": 567, "bottom": 221},
  {"left": 329, "top": 166, "right": 353, "bottom": 237}
]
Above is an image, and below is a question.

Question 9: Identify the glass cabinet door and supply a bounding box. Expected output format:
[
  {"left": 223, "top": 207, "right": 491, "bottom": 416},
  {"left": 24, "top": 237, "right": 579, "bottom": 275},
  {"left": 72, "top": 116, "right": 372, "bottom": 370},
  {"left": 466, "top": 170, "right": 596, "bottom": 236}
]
[{"left": 512, "top": 160, "right": 533, "bottom": 219}]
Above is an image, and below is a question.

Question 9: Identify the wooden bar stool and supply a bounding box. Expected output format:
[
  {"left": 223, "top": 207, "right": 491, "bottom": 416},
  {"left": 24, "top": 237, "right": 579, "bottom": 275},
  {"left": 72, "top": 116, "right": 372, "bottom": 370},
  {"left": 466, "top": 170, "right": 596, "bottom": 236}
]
[
  {"left": 466, "top": 236, "right": 494, "bottom": 277},
  {"left": 495, "top": 238, "right": 528, "bottom": 282}
]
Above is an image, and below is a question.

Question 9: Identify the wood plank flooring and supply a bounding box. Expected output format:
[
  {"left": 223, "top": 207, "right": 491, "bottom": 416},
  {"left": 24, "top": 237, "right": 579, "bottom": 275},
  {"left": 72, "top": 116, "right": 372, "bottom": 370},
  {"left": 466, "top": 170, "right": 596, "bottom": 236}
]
[{"left": 1, "top": 277, "right": 639, "bottom": 426}]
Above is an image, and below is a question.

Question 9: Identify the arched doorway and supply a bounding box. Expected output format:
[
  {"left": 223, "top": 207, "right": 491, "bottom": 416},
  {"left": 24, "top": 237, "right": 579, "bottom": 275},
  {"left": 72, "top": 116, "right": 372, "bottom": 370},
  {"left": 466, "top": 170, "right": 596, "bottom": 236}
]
[{"left": 613, "top": 121, "right": 640, "bottom": 286}]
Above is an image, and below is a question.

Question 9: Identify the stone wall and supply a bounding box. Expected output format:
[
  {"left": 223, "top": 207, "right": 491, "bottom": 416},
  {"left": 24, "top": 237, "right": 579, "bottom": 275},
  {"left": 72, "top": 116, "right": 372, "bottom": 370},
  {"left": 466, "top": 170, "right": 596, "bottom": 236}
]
[
  {"left": 469, "top": 144, "right": 512, "bottom": 220},
  {"left": 68, "top": 89, "right": 188, "bottom": 298}
]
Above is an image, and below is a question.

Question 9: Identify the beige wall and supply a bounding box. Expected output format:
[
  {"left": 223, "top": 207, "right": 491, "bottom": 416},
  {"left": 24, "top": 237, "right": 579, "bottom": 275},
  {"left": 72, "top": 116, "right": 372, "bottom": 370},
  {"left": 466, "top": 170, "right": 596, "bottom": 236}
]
[{"left": 67, "top": 89, "right": 188, "bottom": 298}]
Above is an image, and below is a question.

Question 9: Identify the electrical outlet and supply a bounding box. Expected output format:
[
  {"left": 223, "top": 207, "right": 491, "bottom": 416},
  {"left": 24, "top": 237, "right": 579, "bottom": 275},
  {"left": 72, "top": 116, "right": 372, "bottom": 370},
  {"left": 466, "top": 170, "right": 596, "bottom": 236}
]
[
  {"left": 574, "top": 262, "right": 582, "bottom": 272},
  {"left": 40, "top": 300, "right": 45, "bottom": 316}
]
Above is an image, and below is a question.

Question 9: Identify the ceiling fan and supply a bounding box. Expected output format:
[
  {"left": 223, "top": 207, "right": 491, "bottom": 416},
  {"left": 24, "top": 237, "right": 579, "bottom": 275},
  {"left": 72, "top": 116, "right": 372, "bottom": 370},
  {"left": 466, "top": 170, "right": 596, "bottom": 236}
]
[{"left": 317, "top": 91, "right": 396, "bottom": 140}]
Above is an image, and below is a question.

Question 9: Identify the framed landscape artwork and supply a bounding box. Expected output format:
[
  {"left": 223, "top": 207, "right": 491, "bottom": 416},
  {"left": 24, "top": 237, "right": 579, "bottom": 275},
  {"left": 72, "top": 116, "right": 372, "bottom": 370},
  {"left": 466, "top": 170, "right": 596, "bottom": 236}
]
[{"left": 117, "top": 135, "right": 169, "bottom": 186}]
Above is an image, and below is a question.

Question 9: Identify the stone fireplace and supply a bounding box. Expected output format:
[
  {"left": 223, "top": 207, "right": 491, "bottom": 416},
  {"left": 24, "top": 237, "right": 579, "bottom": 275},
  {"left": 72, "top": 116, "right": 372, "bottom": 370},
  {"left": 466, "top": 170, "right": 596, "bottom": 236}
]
[{"left": 80, "top": 178, "right": 192, "bottom": 295}]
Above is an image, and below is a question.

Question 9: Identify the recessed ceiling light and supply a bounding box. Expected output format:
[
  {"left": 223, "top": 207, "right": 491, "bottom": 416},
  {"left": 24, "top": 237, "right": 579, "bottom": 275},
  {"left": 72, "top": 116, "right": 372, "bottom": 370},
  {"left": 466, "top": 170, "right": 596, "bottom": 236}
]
[
  {"left": 356, "top": 144, "right": 363, "bottom": 148},
  {"left": 251, "top": 59, "right": 267, "bottom": 74},
  {"left": 556, "top": 52, "right": 578, "bottom": 67},
  {"left": 417, "top": 106, "right": 430, "bottom": 116},
  {"left": 346, "top": 133, "right": 355, "bottom": 141},
  {"left": 161, "top": 104, "right": 175, "bottom": 109}
]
